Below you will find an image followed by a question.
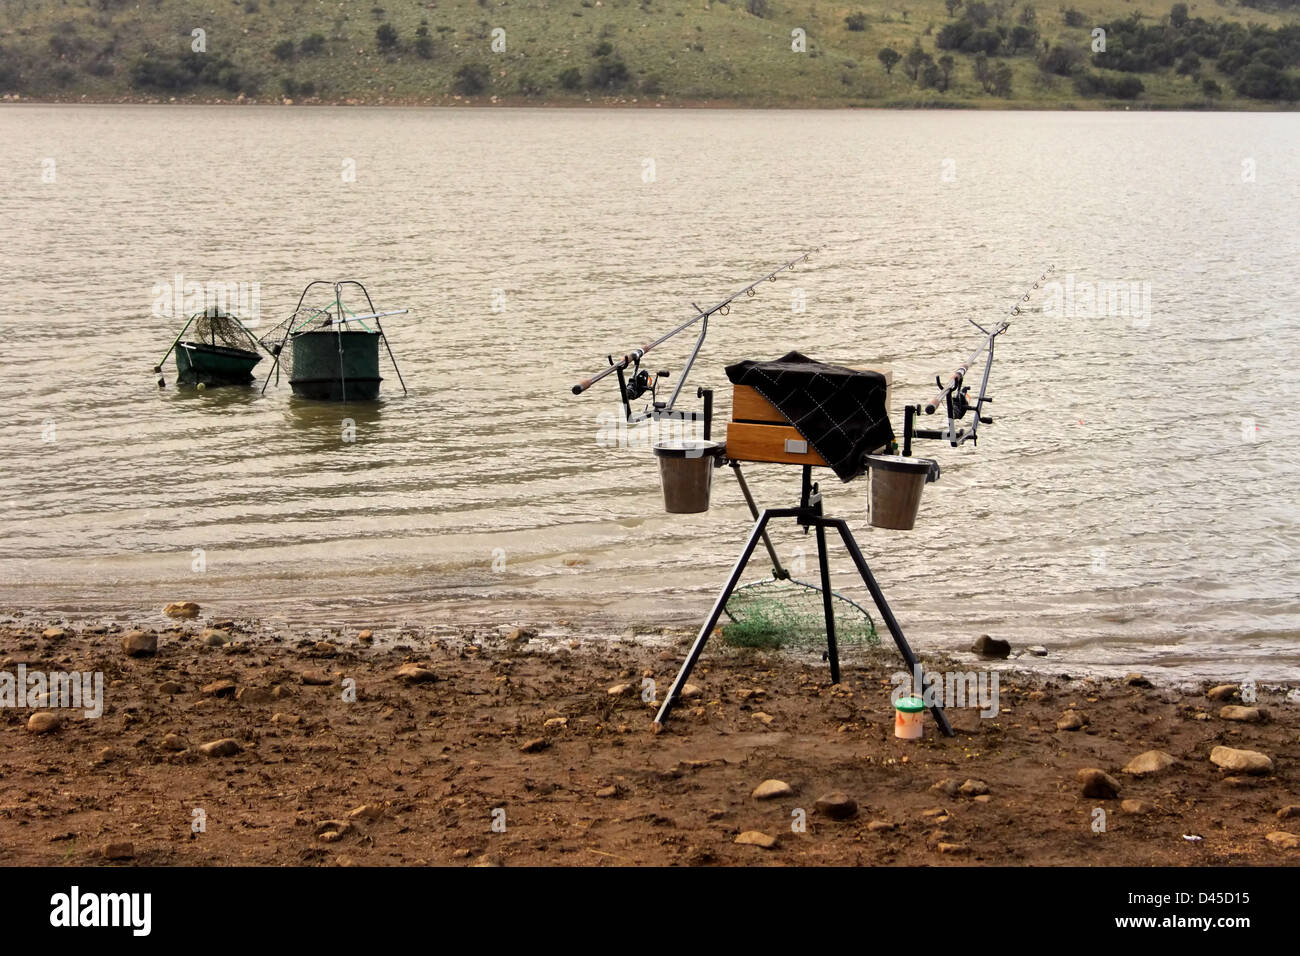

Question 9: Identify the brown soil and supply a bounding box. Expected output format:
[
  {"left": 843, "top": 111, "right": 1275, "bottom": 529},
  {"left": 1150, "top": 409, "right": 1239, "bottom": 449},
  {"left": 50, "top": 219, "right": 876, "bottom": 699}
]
[{"left": 1, "top": 616, "right": 1296, "bottom": 866}]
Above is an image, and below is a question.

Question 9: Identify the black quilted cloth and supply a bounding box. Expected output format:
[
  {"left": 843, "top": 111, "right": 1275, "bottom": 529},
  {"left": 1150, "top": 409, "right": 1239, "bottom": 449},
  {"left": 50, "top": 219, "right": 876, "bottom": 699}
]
[{"left": 725, "top": 351, "right": 893, "bottom": 482}]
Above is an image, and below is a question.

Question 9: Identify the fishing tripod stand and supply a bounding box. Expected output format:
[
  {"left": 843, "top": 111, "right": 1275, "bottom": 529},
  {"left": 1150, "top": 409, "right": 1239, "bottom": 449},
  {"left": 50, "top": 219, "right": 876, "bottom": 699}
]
[{"left": 653, "top": 463, "right": 954, "bottom": 736}]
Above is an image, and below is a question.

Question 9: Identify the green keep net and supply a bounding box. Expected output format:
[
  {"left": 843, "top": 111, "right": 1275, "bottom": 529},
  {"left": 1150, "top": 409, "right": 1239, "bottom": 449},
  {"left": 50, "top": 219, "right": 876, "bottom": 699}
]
[{"left": 722, "top": 576, "right": 879, "bottom": 650}]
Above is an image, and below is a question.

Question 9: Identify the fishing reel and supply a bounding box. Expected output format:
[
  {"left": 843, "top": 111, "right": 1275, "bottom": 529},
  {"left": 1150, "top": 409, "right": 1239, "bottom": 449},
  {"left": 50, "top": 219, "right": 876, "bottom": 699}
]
[
  {"left": 942, "top": 379, "right": 974, "bottom": 419},
  {"left": 623, "top": 365, "right": 670, "bottom": 404}
]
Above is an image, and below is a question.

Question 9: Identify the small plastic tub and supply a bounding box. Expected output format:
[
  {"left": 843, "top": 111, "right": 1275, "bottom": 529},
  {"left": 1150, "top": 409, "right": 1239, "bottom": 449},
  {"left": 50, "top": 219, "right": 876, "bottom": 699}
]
[{"left": 894, "top": 695, "right": 925, "bottom": 739}]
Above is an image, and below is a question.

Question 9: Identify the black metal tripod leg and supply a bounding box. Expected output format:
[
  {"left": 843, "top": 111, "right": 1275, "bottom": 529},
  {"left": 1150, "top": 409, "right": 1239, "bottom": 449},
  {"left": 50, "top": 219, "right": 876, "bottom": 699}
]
[
  {"left": 814, "top": 524, "right": 840, "bottom": 684},
  {"left": 829, "top": 519, "right": 955, "bottom": 738},
  {"left": 654, "top": 509, "right": 774, "bottom": 727},
  {"left": 730, "top": 462, "right": 786, "bottom": 579}
]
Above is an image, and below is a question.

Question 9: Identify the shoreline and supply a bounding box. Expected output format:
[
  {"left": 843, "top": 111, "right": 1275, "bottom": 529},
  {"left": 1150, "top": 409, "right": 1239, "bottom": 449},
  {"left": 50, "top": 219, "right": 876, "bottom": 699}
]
[
  {"left": 1, "top": 609, "right": 1296, "bottom": 866},
  {"left": 2, "top": 93, "right": 1293, "bottom": 112}
]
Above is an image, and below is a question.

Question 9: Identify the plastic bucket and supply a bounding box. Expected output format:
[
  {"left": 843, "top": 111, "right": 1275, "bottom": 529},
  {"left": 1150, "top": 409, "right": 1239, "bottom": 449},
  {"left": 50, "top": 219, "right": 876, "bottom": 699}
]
[
  {"left": 652, "top": 440, "right": 721, "bottom": 514},
  {"left": 894, "top": 696, "right": 925, "bottom": 739},
  {"left": 866, "top": 455, "right": 932, "bottom": 531}
]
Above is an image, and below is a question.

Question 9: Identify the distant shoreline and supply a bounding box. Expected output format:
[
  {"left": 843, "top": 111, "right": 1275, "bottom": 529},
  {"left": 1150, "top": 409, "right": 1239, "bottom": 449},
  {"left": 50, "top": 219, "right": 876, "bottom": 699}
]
[{"left": 3, "top": 92, "right": 1294, "bottom": 112}]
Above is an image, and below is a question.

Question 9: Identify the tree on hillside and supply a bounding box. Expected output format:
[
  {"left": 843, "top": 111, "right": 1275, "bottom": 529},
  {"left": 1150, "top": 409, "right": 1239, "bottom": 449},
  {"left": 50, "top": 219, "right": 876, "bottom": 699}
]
[
  {"left": 992, "top": 61, "right": 1013, "bottom": 96},
  {"left": 376, "top": 23, "right": 399, "bottom": 52},
  {"left": 965, "top": 1, "right": 993, "bottom": 27},
  {"left": 972, "top": 52, "right": 993, "bottom": 91},
  {"left": 1170, "top": 3, "right": 1190, "bottom": 28},
  {"left": 937, "top": 53, "right": 955, "bottom": 90},
  {"left": 903, "top": 41, "right": 927, "bottom": 80},
  {"left": 747, "top": 0, "right": 770, "bottom": 18},
  {"left": 414, "top": 22, "right": 433, "bottom": 59},
  {"left": 945, "top": 0, "right": 963, "bottom": 17},
  {"left": 272, "top": 40, "right": 295, "bottom": 62},
  {"left": 877, "top": 47, "right": 901, "bottom": 74},
  {"left": 845, "top": 12, "right": 869, "bottom": 31}
]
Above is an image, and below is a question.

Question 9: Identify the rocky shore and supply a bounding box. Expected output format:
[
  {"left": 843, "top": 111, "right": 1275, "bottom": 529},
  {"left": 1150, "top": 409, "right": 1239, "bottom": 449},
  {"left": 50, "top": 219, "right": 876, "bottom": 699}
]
[{"left": 0, "top": 608, "right": 1296, "bottom": 866}]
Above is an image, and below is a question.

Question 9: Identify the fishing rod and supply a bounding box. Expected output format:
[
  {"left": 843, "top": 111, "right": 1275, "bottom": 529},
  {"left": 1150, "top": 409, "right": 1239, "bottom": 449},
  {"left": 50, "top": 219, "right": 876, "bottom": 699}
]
[
  {"left": 903, "top": 265, "right": 1055, "bottom": 453},
  {"left": 570, "top": 252, "right": 812, "bottom": 425}
]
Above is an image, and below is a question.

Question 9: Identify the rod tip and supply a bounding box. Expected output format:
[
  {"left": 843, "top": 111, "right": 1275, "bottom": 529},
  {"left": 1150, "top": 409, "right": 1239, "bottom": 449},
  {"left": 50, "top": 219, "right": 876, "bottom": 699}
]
[{"left": 571, "top": 384, "right": 583, "bottom": 395}]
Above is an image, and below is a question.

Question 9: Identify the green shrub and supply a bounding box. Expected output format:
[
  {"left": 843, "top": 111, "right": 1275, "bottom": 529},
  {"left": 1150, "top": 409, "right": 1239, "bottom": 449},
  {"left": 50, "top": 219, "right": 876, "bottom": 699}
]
[
  {"left": 587, "top": 54, "right": 630, "bottom": 89},
  {"left": 453, "top": 62, "right": 489, "bottom": 94},
  {"left": 376, "top": 23, "right": 399, "bottom": 52}
]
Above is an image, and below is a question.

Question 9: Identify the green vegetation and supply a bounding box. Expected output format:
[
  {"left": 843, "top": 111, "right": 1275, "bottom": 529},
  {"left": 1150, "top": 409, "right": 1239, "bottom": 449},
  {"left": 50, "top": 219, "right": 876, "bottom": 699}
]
[{"left": 0, "top": 0, "right": 1295, "bottom": 108}]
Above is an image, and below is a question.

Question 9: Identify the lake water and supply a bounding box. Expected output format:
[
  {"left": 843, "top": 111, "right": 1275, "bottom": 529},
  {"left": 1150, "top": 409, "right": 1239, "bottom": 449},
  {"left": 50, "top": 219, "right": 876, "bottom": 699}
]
[{"left": 1, "top": 105, "right": 1298, "bottom": 681}]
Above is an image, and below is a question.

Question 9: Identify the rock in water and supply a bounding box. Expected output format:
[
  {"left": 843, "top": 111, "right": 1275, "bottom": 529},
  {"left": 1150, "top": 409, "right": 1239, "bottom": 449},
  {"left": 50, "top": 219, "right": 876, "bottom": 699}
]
[
  {"left": 607, "top": 683, "right": 635, "bottom": 698},
  {"left": 1277, "top": 806, "right": 1300, "bottom": 820},
  {"left": 1219, "top": 705, "right": 1266, "bottom": 723},
  {"left": 1077, "top": 768, "right": 1121, "bottom": 799},
  {"left": 752, "top": 779, "right": 795, "bottom": 800},
  {"left": 1121, "top": 799, "right": 1155, "bottom": 815},
  {"left": 519, "top": 738, "right": 549, "bottom": 754},
  {"left": 202, "top": 629, "right": 230, "bottom": 647},
  {"left": 814, "top": 792, "right": 858, "bottom": 820},
  {"left": 1206, "top": 684, "right": 1238, "bottom": 702},
  {"left": 161, "top": 733, "right": 189, "bottom": 752},
  {"left": 27, "top": 712, "right": 61, "bottom": 734},
  {"left": 1122, "top": 751, "right": 1177, "bottom": 776},
  {"left": 1265, "top": 832, "right": 1299, "bottom": 850},
  {"left": 164, "top": 602, "right": 200, "bottom": 619},
  {"left": 198, "top": 738, "right": 242, "bottom": 758},
  {"left": 121, "top": 631, "right": 157, "bottom": 657},
  {"left": 970, "top": 635, "right": 1011, "bottom": 659},
  {"left": 959, "top": 779, "right": 990, "bottom": 797},
  {"left": 1210, "top": 746, "right": 1273, "bottom": 775},
  {"left": 734, "top": 831, "right": 777, "bottom": 849}
]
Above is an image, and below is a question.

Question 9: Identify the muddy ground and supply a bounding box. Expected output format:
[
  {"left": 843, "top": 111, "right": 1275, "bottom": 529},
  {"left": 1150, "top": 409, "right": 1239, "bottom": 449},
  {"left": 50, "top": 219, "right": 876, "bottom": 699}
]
[{"left": 0, "top": 612, "right": 1297, "bottom": 866}]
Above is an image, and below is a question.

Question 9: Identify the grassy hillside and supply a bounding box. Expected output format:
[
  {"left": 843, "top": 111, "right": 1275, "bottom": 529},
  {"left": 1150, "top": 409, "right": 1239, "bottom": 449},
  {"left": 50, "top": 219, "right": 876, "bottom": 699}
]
[{"left": 1, "top": 0, "right": 1297, "bottom": 108}]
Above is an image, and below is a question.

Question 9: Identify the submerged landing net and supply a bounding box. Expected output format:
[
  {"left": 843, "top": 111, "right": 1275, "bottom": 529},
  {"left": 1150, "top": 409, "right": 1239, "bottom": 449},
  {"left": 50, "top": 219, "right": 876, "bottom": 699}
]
[
  {"left": 189, "top": 313, "right": 261, "bottom": 352},
  {"left": 257, "top": 302, "right": 399, "bottom": 383}
]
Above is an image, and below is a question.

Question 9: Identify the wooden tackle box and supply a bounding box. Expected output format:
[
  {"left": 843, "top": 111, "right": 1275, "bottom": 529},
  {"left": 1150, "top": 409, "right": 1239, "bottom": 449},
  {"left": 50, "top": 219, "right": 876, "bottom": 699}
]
[{"left": 723, "top": 368, "right": 891, "bottom": 467}]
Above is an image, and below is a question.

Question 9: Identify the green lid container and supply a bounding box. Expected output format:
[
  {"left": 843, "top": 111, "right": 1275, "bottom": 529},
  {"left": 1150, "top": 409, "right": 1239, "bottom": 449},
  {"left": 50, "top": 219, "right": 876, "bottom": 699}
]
[{"left": 894, "top": 696, "right": 925, "bottom": 713}]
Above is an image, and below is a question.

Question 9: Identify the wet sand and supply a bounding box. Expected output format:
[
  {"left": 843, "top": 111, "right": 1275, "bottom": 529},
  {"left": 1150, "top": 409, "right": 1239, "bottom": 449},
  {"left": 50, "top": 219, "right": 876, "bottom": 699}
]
[{"left": 1, "top": 612, "right": 1297, "bottom": 866}]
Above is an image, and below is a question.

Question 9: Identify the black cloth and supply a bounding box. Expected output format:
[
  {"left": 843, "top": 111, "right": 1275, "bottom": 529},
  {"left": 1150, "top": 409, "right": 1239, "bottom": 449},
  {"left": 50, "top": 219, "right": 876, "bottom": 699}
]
[{"left": 725, "top": 351, "right": 893, "bottom": 482}]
